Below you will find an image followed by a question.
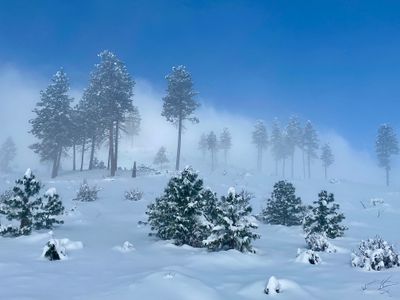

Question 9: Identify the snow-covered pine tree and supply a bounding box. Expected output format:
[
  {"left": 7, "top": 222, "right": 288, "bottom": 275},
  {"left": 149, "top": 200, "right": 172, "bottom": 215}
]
[
  {"left": 303, "top": 190, "right": 347, "bottom": 239},
  {"left": 204, "top": 188, "right": 259, "bottom": 253},
  {"left": 146, "top": 167, "right": 214, "bottom": 247},
  {"left": 261, "top": 181, "right": 305, "bottom": 226},
  {"left": 252, "top": 120, "right": 268, "bottom": 172},
  {"left": 29, "top": 69, "right": 73, "bottom": 178},
  {"left": 207, "top": 131, "right": 218, "bottom": 171},
  {"left": 219, "top": 128, "right": 232, "bottom": 165},
  {"left": 0, "top": 137, "right": 17, "bottom": 172},
  {"left": 303, "top": 120, "right": 319, "bottom": 179},
  {"left": 286, "top": 116, "right": 302, "bottom": 178},
  {"left": 34, "top": 188, "right": 64, "bottom": 230},
  {"left": 198, "top": 133, "right": 208, "bottom": 158},
  {"left": 376, "top": 124, "right": 399, "bottom": 186},
  {"left": 0, "top": 169, "right": 64, "bottom": 236},
  {"left": 89, "top": 51, "right": 135, "bottom": 176},
  {"left": 153, "top": 146, "right": 169, "bottom": 169},
  {"left": 162, "top": 66, "right": 199, "bottom": 171},
  {"left": 320, "top": 143, "right": 334, "bottom": 179},
  {"left": 271, "top": 120, "right": 282, "bottom": 176}
]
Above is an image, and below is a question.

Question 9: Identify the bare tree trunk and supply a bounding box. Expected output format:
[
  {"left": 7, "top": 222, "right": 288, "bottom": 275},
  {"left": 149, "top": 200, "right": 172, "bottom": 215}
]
[
  {"left": 52, "top": 147, "right": 62, "bottom": 178},
  {"left": 72, "top": 142, "right": 76, "bottom": 171},
  {"left": 89, "top": 136, "right": 96, "bottom": 170},
  {"left": 175, "top": 116, "right": 183, "bottom": 171},
  {"left": 80, "top": 138, "right": 86, "bottom": 171}
]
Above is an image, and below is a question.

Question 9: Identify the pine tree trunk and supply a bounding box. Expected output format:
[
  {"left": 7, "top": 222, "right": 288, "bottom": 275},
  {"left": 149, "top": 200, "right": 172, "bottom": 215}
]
[
  {"left": 224, "top": 149, "right": 228, "bottom": 166},
  {"left": 114, "top": 121, "right": 119, "bottom": 174},
  {"left": 257, "top": 147, "right": 262, "bottom": 172},
  {"left": 211, "top": 150, "right": 214, "bottom": 171},
  {"left": 175, "top": 116, "right": 183, "bottom": 171},
  {"left": 291, "top": 153, "right": 294, "bottom": 178},
  {"left": 89, "top": 136, "right": 96, "bottom": 170},
  {"left": 80, "top": 138, "right": 86, "bottom": 171},
  {"left": 282, "top": 158, "right": 285, "bottom": 178},
  {"left": 51, "top": 155, "right": 58, "bottom": 179},
  {"left": 307, "top": 153, "right": 311, "bottom": 179},
  {"left": 72, "top": 142, "right": 76, "bottom": 171},
  {"left": 110, "top": 123, "right": 116, "bottom": 177},
  {"left": 386, "top": 167, "right": 390, "bottom": 186}
]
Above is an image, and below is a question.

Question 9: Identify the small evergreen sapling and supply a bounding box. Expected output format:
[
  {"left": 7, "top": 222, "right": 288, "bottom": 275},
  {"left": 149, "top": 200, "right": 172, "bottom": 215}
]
[
  {"left": 146, "top": 167, "right": 215, "bottom": 247},
  {"left": 73, "top": 180, "right": 99, "bottom": 202},
  {"left": 303, "top": 190, "right": 347, "bottom": 239},
  {"left": 262, "top": 181, "right": 305, "bottom": 226},
  {"left": 34, "top": 188, "right": 64, "bottom": 230},
  {"left": 204, "top": 188, "right": 259, "bottom": 253},
  {"left": 305, "top": 232, "right": 336, "bottom": 253},
  {"left": 153, "top": 146, "right": 169, "bottom": 169}
]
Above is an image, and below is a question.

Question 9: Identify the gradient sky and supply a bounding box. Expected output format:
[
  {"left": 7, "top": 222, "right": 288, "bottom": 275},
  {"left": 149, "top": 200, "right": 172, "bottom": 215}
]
[{"left": 1, "top": 0, "right": 400, "bottom": 151}]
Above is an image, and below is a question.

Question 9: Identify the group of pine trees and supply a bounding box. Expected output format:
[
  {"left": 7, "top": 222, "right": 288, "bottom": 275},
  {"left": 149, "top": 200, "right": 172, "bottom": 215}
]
[
  {"left": 198, "top": 128, "right": 232, "bottom": 170},
  {"left": 252, "top": 117, "right": 334, "bottom": 179}
]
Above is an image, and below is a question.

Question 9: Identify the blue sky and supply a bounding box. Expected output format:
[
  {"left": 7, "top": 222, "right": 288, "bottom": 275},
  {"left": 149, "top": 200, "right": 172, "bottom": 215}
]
[{"left": 1, "top": 0, "right": 400, "bottom": 151}]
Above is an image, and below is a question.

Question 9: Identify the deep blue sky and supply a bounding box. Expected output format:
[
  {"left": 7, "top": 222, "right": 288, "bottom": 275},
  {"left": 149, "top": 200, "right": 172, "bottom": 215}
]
[{"left": 1, "top": 0, "right": 400, "bottom": 151}]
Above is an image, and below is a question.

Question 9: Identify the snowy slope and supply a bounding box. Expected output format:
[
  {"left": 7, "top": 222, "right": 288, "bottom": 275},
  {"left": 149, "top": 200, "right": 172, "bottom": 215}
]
[{"left": 1, "top": 169, "right": 400, "bottom": 300}]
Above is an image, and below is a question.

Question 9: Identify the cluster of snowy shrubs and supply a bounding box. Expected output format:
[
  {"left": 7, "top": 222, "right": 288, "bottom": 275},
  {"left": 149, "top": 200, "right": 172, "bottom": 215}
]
[
  {"left": 124, "top": 189, "right": 143, "bottom": 201},
  {"left": 146, "top": 167, "right": 259, "bottom": 253},
  {"left": 0, "top": 169, "right": 65, "bottom": 237},
  {"left": 352, "top": 236, "right": 400, "bottom": 271}
]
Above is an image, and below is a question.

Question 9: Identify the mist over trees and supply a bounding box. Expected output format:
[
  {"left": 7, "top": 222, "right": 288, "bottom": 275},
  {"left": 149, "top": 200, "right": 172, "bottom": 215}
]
[
  {"left": 207, "top": 131, "right": 218, "bottom": 171},
  {"left": 321, "top": 143, "right": 334, "bottom": 179},
  {"left": 376, "top": 124, "right": 399, "bottom": 186},
  {"left": 303, "top": 120, "right": 319, "bottom": 179},
  {"left": 153, "top": 146, "right": 169, "bottom": 169},
  {"left": 219, "top": 128, "right": 232, "bottom": 166},
  {"left": 162, "top": 65, "right": 199, "bottom": 171}
]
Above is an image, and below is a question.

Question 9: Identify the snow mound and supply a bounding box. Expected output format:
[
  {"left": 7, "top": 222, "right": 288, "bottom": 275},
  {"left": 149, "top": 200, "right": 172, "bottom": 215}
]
[
  {"left": 264, "top": 276, "right": 281, "bottom": 295},
  {"left": 41, "top": 238, "right": 83, "bottom": 260},
  {"left": 296, "top": 249, "right": 321, "bottom": 265},
  {"left": 114, "top": 241, "right": 135, "bottom": 253}
]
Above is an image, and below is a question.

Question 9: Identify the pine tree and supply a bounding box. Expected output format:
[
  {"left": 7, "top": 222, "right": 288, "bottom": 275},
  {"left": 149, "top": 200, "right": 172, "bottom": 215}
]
[
  {"left": 204, "top": 188, "right": 259, "bottom": 253},
  {"left": 34, "top": 188, "right": 64, "bottom": 230},
  {"left": 303, "top": 120, "right": 319, "bottom": 179},
  {"left": 198, "top": 133, "right": 208, "bottom": 158},
  {"left": 153, "top": 146, "right": 169, "bottom": 169},
  {"left": 207, "top": 131, "right": 218, "bottom": 171},
  {"left": 286, "top": 116, "right": 302, "bottom": 178},
  {"left": 303, "top": 190, "right": 347, "bottom": 239},
  {"left": 376, "top": 124, "right": 399, "bottom": 186},
  {"left": 219, "top": 128, "right": 232, "bottom": 165},
  {"left": 262, "top": 181, "right": 305, "bottom": 226},
  {"left": 280, "top": 130, "right": 292, "bottom": 178},
  {"left": 123, "top": 107, "right": 141, "bottom": 147},
  {"left": 30, "top": 69, "right": 73, "bottom": 178},
  {"left": 162, "top": 66, "right": 199, "bottom": 171},
  {"left": 320, "top": 143, "right": 334, "bottom": 179},
  {"left": 89, "top": 51, "right": 135, "bottom": 176},
  {"left": 146, "top": 167, "right": 214, "bottom": 247},
  {"left": 0, "top": 137, "right": 17, "bottom": 172},
  {"left": 252, "top": 120, "right": 268, "bottom": 172},
  {"left": 271, "top": 120, "right": 282, "bottom": 176},
  {"left": 0, "top": 169, "right": 64, "bottom": 236}
]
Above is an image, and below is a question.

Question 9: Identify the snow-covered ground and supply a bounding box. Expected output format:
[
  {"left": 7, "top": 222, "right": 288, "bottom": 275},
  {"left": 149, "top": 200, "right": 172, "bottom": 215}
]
[{"left": 1, "top": 168, "right": 400, "bottom": 300}]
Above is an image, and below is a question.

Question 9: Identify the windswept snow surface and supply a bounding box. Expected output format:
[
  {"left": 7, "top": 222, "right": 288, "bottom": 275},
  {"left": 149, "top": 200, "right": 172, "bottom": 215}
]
[{"left": 1, "top": 168, "right": 400, "bottom": 299}]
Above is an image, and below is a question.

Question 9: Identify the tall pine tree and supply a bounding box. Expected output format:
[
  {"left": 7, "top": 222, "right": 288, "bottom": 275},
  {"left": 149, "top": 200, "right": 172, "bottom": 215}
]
[
  {"left": 162, "top": 66, "right": 199, "bottom": 171},
  {"left": 198, "top": 133, "right": 208, "bottom": 158},
  {"left": 207, "top": 131, "right": 218, "bottom": 171},
  {"left": 30, "top": 69, "right": 73, "bottom": 178},
  {"left": 153, "top": 146, "right": 169, "bottom": 169},
  {"left": 219, "top": 128, "right": 232, "bottom": 165},
  {"left": 271, "top": 120, "right": 282, "bottom": 176},
  {"left": 0, "top": 137, "right": 17, "bottom": 172},
  {"left": 320, "top": 143, "right": 334, "bottom": 180},
  {"left": 303, "top": 120, "right": 319, "bottom": 179},
  {"left": 286, "top": 116, "right": 302, "bottom": 178},
  {"left": 376, "top": 124, "right": 399, "bottom": 186}
]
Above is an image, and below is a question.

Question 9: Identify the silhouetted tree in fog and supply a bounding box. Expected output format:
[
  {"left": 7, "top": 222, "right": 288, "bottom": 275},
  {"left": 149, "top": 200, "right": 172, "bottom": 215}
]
[
  {"left": 320, "top": 143, "right": 334, "bottom": 179},
  {"left": 252, "top": 120, "right": 268, "bottom": 172},
  {"left": 219, "top": 128, "right": 232, "bottom": 165},
  {"left": 0, "top": 137, "right": 17, "bottom": 172},
  {"left": 286, "top": 116, "right": 303, "bottom": 178},
  {"left": 376, "top": 124, "right": 399, "bottom": 186},
  {"left": 154, "top": 146, "right": 169, "bottom": 169},
  {"left": 30, "top": 69, "right": 73, "bottom": 178},
  {"left": 303, "top": 120, "right": 319, "bottom": 179},
  {"left": 198, "top": 133, "right": 208, "bottom": 158},
  {"left": 271, "top": 120, "right": 282, "bottom": 176},
  {"left": 207, "top": 131, "right": 218, "bottom": 171},
  {"left": 162, "top": 66, "right": 199, "bottom": 171},
  {"left": 123, "top": 107, "right": 141, "bottom": 147}
]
